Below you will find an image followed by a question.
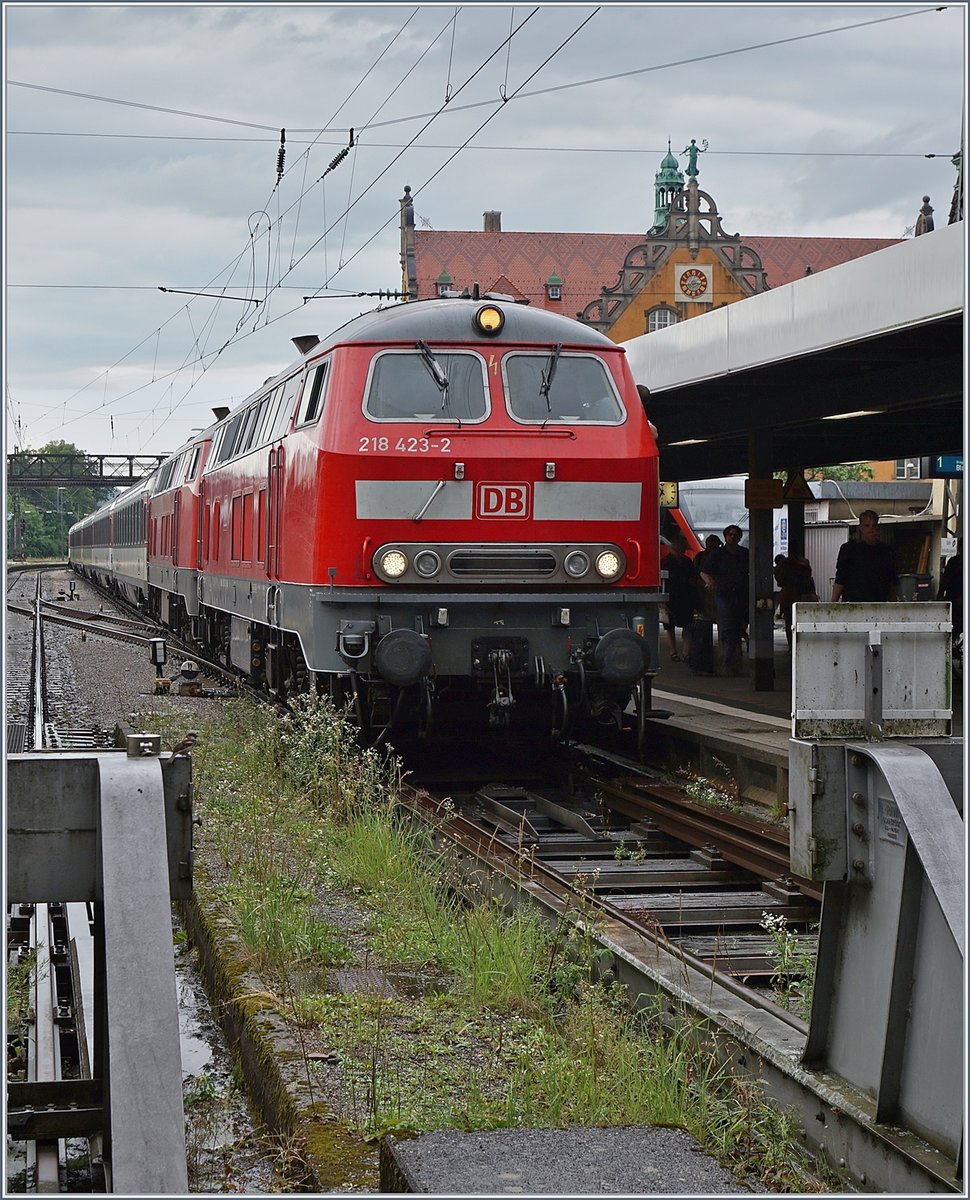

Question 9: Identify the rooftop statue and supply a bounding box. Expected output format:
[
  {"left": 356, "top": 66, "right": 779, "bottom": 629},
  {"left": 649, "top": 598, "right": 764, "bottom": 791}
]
[{"left": 682, "top": 138, "right": 708, "bottom": 179}]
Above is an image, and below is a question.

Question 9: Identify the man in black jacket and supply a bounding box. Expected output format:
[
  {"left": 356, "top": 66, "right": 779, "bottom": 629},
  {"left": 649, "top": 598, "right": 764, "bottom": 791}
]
[{"left": 831, "top": 511, "right": 898, "bottom": 602}]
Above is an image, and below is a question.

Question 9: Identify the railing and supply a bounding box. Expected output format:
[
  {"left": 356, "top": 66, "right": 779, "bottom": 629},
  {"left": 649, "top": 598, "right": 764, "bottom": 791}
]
[{"left": 6, "top": 454, "right": 168, "bottom": 489}]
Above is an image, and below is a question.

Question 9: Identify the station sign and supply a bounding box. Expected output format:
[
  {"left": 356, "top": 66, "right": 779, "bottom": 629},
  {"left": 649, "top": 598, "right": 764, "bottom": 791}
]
[
  {"left": 928, "top": 454, "right": 963, "bottom": 478},
  {"left": 782, "top": 470, "right": 814, "bottom": 502},
  {"left": 744, "top": 477, "right": 784, "bottom": 509}
]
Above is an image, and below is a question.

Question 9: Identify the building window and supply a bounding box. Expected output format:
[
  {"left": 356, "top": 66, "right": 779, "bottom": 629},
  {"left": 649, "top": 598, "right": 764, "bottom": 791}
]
[
  {"left": 647, "top": 307, "right": 678, "bottom": 333},
  {"left": 545, "top": 273, "right": 563, "bottom": 302},
  {"left": 895, "top": 458, "right": 919, "bottom": 479},
  {"left": 435, "top": 269, "right": 453, "bottom": 297}
]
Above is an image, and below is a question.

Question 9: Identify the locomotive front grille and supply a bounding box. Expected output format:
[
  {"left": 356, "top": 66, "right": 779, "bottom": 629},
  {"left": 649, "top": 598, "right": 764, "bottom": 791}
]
[{"left": 448, "top": 548, "right": 558, "bottom": 578}]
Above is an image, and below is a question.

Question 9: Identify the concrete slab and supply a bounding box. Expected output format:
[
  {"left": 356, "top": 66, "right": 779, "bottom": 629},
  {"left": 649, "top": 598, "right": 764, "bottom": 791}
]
[{"left": 380, "top": 1125, "right": 751, "bottom": 1194}]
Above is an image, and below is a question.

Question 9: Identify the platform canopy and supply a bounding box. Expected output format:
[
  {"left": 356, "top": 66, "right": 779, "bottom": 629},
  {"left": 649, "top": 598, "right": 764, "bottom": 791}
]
[{"left": 622, "top": 221, "right": 965, "bottom": 482}]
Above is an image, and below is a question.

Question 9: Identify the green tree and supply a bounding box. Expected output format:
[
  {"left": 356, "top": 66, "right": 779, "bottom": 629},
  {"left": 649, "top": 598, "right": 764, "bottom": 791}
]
[
  {"left": 774, "top": 463, "right": 875, "bottom": 484},
  {"left": 6, "top": 440, "right": 116, "bottom": 559}
]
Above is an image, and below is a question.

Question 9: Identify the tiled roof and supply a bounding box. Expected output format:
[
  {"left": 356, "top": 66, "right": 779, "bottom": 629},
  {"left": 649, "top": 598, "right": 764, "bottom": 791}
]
[
  {"left": 743, "top": 236, "right": 900, "bottom": 288},
  {"left": 414, "top": 230, "right": 640, "bottom": 316},
  {"left": 414, "top": 229, "right": 901, "bottom": 316}
]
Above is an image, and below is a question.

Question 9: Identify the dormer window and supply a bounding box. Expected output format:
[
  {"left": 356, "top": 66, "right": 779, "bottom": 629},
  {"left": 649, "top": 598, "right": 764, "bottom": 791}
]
[
  {"left": 435, "top": 269, "right": 453, "bottom": 297},
  {"left": 545, "top": 272, "right": 563, "bottom": 302}
]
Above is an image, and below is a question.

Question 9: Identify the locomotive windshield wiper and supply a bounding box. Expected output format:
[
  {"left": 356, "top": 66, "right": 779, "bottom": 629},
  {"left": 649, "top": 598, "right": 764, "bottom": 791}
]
[
  {"left": 539, "top": 343, "right": 562, "bottom": 412},
  {"left": 415, "top": 340, "right": 451, "bottom": 412}
]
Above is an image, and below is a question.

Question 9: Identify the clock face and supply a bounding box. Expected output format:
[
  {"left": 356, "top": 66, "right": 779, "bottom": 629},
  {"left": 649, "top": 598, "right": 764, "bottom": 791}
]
[
  {"left": 659, "top": 481, "right": 679, "bottom": 507},
  {"left": 679, "top": 267, "right": 708, "bottom": 298}
]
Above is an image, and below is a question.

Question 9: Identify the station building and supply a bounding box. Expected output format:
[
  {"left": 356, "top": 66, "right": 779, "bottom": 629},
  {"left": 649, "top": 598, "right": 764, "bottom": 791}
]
[{"left": 398, "top": 142, "right": 899, "bottom": 338}]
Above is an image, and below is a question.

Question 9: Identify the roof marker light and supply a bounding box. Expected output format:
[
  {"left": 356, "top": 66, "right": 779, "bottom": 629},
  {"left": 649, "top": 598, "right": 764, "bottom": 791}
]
[{"left": 475, "top": 305, "right": 504, "bottom": 336}]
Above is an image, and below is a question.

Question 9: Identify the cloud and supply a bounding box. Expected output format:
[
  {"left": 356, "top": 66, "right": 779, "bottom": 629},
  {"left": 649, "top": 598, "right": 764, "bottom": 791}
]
[{"left": 5, "top": 3, "right": 965, "bottom": 455}]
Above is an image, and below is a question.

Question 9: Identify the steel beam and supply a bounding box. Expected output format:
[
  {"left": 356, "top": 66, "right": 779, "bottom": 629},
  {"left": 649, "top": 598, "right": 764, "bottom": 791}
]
[
  {"left": 6, "top": 751, "right": 192, "bottom": 1194},
  {"left": 804, "top": 744, "right": 964, "bottom": 1166},
  {"left": 96, "top": 754, "right": 188, "bottom": 1194}
]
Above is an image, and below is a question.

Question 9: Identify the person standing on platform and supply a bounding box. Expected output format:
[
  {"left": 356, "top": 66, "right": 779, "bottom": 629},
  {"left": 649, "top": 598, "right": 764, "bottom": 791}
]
[
  {"left": 692, "top": 534, "right": 721, "bottom": 622},
  {"left": 831, "top": 510, "right": 898, "bottom": 602},
  {"left": 775, "top": 550, "right": 818, "bottom": 648},
  {"left": 662, "top": 533, "right": 695, "bottom": 661},
  {"left": 938, "top": 541, "right": 963, "bottom": 643},
  {"left": 700, "top": 524, "right": 749, "bottom": 675}
]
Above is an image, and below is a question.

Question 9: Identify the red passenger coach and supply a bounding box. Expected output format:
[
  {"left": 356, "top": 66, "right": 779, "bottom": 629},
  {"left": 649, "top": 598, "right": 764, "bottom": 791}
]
[{"left": 70, "top": 296, "right": 665, "bottom": 743}]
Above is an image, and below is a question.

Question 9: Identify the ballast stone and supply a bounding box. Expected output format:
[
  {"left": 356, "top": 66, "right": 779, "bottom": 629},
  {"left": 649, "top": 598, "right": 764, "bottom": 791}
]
[{"left": 381, "top": 1125, "right": 751, "bottom": 1193}]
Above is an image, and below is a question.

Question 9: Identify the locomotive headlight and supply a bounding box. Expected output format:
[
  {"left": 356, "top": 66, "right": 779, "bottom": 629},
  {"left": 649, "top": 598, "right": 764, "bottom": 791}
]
[
  {"left": 563, "top": 550, "right": 590, "bottom": 578},
  {"left": 413, "top": 549, "right": 441, "bottom": 578},
  {"left": 474, "top": 305, "right": 504, "bottom": 336},
  {"left": 380, "top": 549, "right": 408, "bottom": 578},
  {"left": 595, "top": 550, "right": 623, "bottom": 580}
]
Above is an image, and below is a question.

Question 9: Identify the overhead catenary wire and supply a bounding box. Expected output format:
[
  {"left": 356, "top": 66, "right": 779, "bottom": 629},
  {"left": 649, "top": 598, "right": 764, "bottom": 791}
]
[
  {"left": 26, "top": 7, "right": 544, "bottom": 446},
  {"left": 7, "top": 7, "right": 947, "bottom": 136},
  {"left": 38, "top": 5, "right": 597, "bottom": 449},
  {"left": 9, "top": 2, "right": 953, "bottom": 453}
]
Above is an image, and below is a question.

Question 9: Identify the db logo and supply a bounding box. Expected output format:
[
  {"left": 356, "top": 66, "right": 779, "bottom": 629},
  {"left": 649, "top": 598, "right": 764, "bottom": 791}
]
[{"left": 477, "top": 482, "right": 531, "bottom": 519}]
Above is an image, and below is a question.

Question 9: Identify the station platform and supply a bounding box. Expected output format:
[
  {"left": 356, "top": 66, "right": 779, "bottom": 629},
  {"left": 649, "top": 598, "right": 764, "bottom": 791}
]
[
  {"left": 642, "top": 627, "right": 962, "bottom": 811},
  {"left": 655, "top": 623, "right": 963, "bottom": 730}
]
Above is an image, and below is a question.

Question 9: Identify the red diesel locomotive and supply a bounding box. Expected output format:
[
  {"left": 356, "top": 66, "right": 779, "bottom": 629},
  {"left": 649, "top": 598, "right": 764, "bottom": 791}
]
[{"left": 69, "top": 295, "right": 664, "bottom": 742}]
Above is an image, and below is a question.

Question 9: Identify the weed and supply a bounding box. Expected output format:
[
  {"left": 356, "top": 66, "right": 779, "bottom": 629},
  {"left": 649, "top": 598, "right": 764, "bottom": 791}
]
[
  {"left": 760, "top": 911, "right": 817, "bottom": 1021},
  {"left": 675, "top": 766, "right": 742, "bottom": 812}
]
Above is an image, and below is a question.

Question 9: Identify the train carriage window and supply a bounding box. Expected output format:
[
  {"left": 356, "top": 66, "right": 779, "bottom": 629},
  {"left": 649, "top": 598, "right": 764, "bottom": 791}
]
[
  {"left": 504, "top": 352, "right": 625, "bottom": 425},
  {"left": 296, "top": 363, "right": 329, "bottom": 426},
  {"left": 364, "top": 350, "right": 488, "bottom": 422}
]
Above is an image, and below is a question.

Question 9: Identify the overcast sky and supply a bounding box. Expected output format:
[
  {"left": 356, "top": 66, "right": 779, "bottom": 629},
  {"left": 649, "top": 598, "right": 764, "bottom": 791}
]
[{"left": 4, "top": 2, "right": 966, "bottom": 464}]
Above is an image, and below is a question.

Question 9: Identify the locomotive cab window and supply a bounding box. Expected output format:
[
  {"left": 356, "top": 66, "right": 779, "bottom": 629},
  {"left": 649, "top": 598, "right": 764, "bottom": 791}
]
[
  {"left": 364, "top": 350, "right": 488, "bottom": 422},
  {"left": 504, "top": 352, "right": 624, "bottom": 424}
]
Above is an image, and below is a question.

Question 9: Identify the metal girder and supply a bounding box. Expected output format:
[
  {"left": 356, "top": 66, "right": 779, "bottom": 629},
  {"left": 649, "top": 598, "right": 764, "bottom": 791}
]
[
  {"left": 5, "top": 751, "right": 192, "bottom": 1194},
  {"left": 803, "top": 743, "right": 964, "bottom": 1166},
  {"left": 96, "top": 754, "right": 188, "bottom": 1194},
  {"left": 6, "top": 752, "right": 194, "bottom": 903}
]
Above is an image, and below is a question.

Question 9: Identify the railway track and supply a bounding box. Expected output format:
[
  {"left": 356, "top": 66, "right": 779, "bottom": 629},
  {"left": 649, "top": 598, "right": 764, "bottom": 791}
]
[
  {"left": 6, "top": 569, "right": 105, "bottom": 1192},
  {"left": 401, "top": 753, "right": 818, "bottom": 1021}
]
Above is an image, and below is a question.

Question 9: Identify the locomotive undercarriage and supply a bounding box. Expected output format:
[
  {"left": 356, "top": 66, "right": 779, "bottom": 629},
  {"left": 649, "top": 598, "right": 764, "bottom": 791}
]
[{"left": 142, "top": 576, "right": 664, "bottom": 747}]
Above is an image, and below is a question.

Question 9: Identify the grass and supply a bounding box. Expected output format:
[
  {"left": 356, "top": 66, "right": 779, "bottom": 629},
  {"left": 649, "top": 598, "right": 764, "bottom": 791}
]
[{"left": 145, "top": 693, "right": 832, "bottom": 1192}]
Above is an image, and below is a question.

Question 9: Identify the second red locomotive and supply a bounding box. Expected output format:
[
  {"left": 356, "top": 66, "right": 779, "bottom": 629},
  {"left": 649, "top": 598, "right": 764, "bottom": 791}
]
[{"left": 70, "top": 295, "right": 664, "bottom": 743}]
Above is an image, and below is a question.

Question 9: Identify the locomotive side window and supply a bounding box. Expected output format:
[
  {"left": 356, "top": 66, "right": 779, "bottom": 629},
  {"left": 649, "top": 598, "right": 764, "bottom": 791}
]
[
  {"left": 504, "top": 352, "right": 625, "bottom": 424},
  {"left": 185, "top": 445, "right": 202, "bottom": 482},
  {"left": 364, "top": 350, "right": 488, "bottom": 422},
  {"left": 296, "top": 363, "right": 329, "bottom": 426},
  {"left": 253, "top": 385, "right": 284, "bottom": 448},
  {"left": 269, "top": 373, "right": 304, "bottom": 440},
  {"left": 206, "top": 425, "right": 228, "bottom": 471}
]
